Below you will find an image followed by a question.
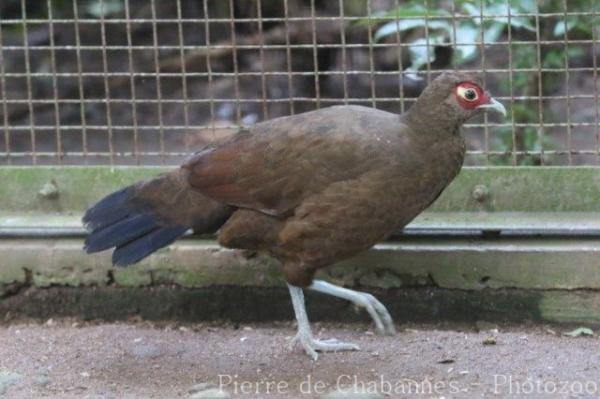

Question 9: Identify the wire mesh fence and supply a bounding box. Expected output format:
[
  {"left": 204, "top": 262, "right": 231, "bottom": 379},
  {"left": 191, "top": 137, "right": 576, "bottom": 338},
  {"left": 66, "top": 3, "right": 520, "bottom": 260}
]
[{"left": 0, "top": 0, "right": 598, "bottom": 166}]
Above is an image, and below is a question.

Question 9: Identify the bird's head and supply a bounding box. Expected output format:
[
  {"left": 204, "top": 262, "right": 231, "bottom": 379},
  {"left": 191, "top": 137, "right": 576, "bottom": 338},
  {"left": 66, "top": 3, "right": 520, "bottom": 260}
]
[
  {"left": 406, "top": 72, "right": 506, "bottom": 133},
  {"left": 452, "top": 77, "right": 506, "bottom": 118}
]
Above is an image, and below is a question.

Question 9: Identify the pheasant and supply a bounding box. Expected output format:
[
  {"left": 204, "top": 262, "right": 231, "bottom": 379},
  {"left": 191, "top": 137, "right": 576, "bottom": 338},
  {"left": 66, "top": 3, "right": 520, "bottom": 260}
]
[{"left": 83, "top": 72, "right": 506, "bottom": 360}]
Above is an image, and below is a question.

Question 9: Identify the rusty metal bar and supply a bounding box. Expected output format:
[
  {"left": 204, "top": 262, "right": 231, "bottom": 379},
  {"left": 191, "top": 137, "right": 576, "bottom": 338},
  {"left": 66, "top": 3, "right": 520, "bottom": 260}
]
[
  {"left": 72, "top": 0, "right": 89, "bottom": 164},
  {"left": 98, "top": 0, "right": 114, "bottom": 165},
  {"left": 0, "top": 12, "right": 10, "bottom": 165},
  {"left": 309, "top": 0, "right": 321, "bottom": 109},
  {"left": 2, "top": 12, "right": 600, "bottom": 24},
  {"left": 256, "top": 0, "right": 270, "bottom": 119},
  {"left": 124, "top": 0, "right": 140, "bottom": 164},
  {"left": 338, "top": 0, "right": 349, "bottom": 104},
  {"left": 20, "top": 0, "right": 37, "bottom": 164}
]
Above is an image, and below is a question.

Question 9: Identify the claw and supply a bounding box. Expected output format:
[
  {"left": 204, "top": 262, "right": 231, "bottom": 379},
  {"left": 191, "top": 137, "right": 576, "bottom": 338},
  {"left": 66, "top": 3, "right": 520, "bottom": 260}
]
[
  {"left": 292, "top": 332, "right": 360, "bottom": 361},
  {"left": 364, "top": 293, "right": 396, "bottom": 335}
]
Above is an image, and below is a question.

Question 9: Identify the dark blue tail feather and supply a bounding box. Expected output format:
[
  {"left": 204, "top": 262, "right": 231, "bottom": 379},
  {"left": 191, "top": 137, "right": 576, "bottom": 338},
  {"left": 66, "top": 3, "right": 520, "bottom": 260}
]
[
  {"left": 84, "top": 213, "right": 159, "bottom": 253},
  {"left": 83, "top": 186, "right": 189, "bottom": 267},
  {"left": 82, "top": 188, "right": 133, "bottom": 231},
  {"left": 112, "top": 225, "right": 189, "bottom": 266}
]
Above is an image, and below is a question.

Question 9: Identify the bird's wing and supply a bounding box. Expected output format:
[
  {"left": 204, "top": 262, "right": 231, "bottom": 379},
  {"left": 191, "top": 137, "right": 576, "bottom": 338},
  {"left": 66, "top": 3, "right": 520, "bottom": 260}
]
[{"left": 183, "top": 106, "right": 407, "bottom": 216}]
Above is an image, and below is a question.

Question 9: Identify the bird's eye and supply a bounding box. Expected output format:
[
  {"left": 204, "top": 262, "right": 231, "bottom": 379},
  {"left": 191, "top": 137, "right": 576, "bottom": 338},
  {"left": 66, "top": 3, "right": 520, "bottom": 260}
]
[
  {"left": 464, "top": 89, "right": 477, "bottom": 101},
  {"left": 456, "top": 85, "right": 480, "bottom": 103}
]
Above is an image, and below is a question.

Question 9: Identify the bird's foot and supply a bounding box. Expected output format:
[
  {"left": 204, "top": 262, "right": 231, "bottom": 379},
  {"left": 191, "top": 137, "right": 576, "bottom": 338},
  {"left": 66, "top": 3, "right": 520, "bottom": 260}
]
[
  {"left": 350, "top": 291, "right": 396, "bottom": 335},
  {"left": 290, "top": 331, "right": 360, "bottom": 361},
  {"left": 309, "top": 280, "right": 396, "bottom": 336}
]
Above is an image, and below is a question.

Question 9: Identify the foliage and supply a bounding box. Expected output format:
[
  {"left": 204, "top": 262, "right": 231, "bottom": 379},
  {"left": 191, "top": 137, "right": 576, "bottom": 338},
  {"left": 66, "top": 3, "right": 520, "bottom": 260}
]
[
  {"left": 363, "top": 0, "right": 598, "bottom": 165},
  {"left": 365, "top": 0, "right": 536, "bottom": 79},
  {"left": 85, "top": 0, "right": 124, "bottom": 18},
  {"left": 492, "top": 44, "right": 543, "bottom": 166},
  {"left": 492, "top": 0, "right": 595, "bottom": 165},
  {"left": 365, "top": 0, "right": 598, "bottom": 80}
]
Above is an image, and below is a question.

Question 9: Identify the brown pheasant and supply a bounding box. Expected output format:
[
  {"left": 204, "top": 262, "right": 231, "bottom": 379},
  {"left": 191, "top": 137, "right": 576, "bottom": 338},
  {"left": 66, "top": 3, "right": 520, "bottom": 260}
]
[{"left": 83, "top": 72, "right": 506, "bottom": 360}]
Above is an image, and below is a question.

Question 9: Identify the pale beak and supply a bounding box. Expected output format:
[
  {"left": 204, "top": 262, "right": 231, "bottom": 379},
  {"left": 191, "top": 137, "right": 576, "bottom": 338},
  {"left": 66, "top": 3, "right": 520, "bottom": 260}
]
[{"left": 476, "top": 98, "right": 507, "bottom": 117}]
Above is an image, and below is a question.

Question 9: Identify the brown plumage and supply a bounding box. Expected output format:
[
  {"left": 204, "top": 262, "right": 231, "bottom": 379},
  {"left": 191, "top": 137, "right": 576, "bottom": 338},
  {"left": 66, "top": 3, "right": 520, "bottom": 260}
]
[{"left": 84, "top": 72, "right": 505, "bottom": 359}]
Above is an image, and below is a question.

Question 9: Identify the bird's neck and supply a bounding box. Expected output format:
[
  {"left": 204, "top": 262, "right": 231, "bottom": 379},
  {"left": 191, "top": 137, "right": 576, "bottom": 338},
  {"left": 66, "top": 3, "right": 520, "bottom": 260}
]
[{"left": 403, "top": 101, "right": 463, "bottom": 139}]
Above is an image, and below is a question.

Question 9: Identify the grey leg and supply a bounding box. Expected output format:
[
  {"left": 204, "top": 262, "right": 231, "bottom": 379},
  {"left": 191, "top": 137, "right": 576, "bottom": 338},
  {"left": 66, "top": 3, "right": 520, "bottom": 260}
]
[
  {"left": 308, "top": 280, "right": 396, "bottom": 335},
  {"left": 287, "top": 283, "right": 360, "bottom": 360}
]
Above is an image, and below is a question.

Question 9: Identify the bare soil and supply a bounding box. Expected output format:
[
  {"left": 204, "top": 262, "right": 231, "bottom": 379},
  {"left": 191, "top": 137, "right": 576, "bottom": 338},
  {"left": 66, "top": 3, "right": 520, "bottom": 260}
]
[{"left": 1, "top": 319, "right": 600, "bottom": 398}]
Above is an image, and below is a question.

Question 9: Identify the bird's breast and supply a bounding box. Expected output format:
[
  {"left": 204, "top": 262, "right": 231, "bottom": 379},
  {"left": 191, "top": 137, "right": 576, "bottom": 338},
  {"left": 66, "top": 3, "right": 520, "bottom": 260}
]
[{"left": 381, "top": 134, "right": 466, "bottom": 228}]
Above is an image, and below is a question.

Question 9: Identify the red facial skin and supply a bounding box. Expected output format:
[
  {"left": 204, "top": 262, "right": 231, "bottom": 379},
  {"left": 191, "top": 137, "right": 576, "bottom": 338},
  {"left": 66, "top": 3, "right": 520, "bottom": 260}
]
[{"left": 453, "top": 82, "right": 491, "bottom": 110}]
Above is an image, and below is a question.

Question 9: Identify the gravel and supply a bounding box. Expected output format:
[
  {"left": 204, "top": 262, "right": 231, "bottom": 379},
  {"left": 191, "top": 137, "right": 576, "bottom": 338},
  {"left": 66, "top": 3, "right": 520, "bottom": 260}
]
[
  {"left": 0, "top": 371, "right": 24, "bottom": 395},
  {"left": 1, "top": 319, "right": 600, "bottom": 398}
]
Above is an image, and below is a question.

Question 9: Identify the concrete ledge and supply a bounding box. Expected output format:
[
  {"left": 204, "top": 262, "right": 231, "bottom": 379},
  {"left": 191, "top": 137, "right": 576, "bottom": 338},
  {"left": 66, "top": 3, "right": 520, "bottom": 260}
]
[
  {"left": 1, "top": 236, "right": 600, "bottom": 324},
  {"left": 1, "top": 237, "right": 599, "bottom": 290}
]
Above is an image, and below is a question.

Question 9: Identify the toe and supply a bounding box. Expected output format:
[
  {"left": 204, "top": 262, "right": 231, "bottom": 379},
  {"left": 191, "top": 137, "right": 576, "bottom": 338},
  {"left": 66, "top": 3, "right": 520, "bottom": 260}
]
[
  {"left": 296, "top": 336, "right": 360, "bottom": 356},
  {"left": 320, "top": 338, "right": 341, "bottom": 344},
  {"left": 365, "top": 293, "right": 396, "bottom": 335},
  {"left": 359, "top": 295, "right": 386, "bottom": 334},
  {"left": 385, "top": 322, "right": 397, "bottom": 335},
  {"left": 305, "top": 346, "right": 319, "bottom": 361},
  {"left": 312, "top": 339, "right": 360, "bottom": 352}
]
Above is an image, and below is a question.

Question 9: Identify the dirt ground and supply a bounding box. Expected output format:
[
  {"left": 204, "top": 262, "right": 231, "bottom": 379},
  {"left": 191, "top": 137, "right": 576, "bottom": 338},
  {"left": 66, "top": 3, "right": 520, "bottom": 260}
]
[{"left": 1, "top": 320, "right": 600, "bottom": 398}]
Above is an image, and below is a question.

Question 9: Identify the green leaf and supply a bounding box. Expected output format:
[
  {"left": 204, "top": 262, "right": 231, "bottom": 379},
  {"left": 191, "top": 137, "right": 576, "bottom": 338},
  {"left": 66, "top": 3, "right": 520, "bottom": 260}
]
[
  {"left": 86, "top": 0, "right": 124, "bottom": 18},
  {"left": 484, "top": 22, "right": 505, "bottom": 43},
  {"left": 461, "top": 2, "right": 535, "bottom": 31},
  {"left": 451, "top": 21, "right": 505, "bottom": 65},
  {"left": 554, "top": 18, "right": 592, "bottom": 37},
  {"left": 553, "top": 21, "right": 567, "bottom": 37},
  {"left": 356, "top": 5, "right": 449, "bottom": 26},
  {"left": 374, "top": 19, "right": 451, "bottom": 42},
  {"left": 461, "top": 3, "right": 481, "bottom": 19},
  {"left": 488, "top": 4, "right": 535, "bottom": 32},
  {"left": 542, "top": 49, "right": 564, "bottom": 69},
  {"left": 405, "top": 36, "right": 446, "bottom": 80},
  {"left": 372, "top": 6, "right": 450, "bottom": 20},
  {"left": 454, "top": 23, "right": 479, "bottom": 62},
  {"left": 512, "top": 0, "right": 538, "bottom": 14}
]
